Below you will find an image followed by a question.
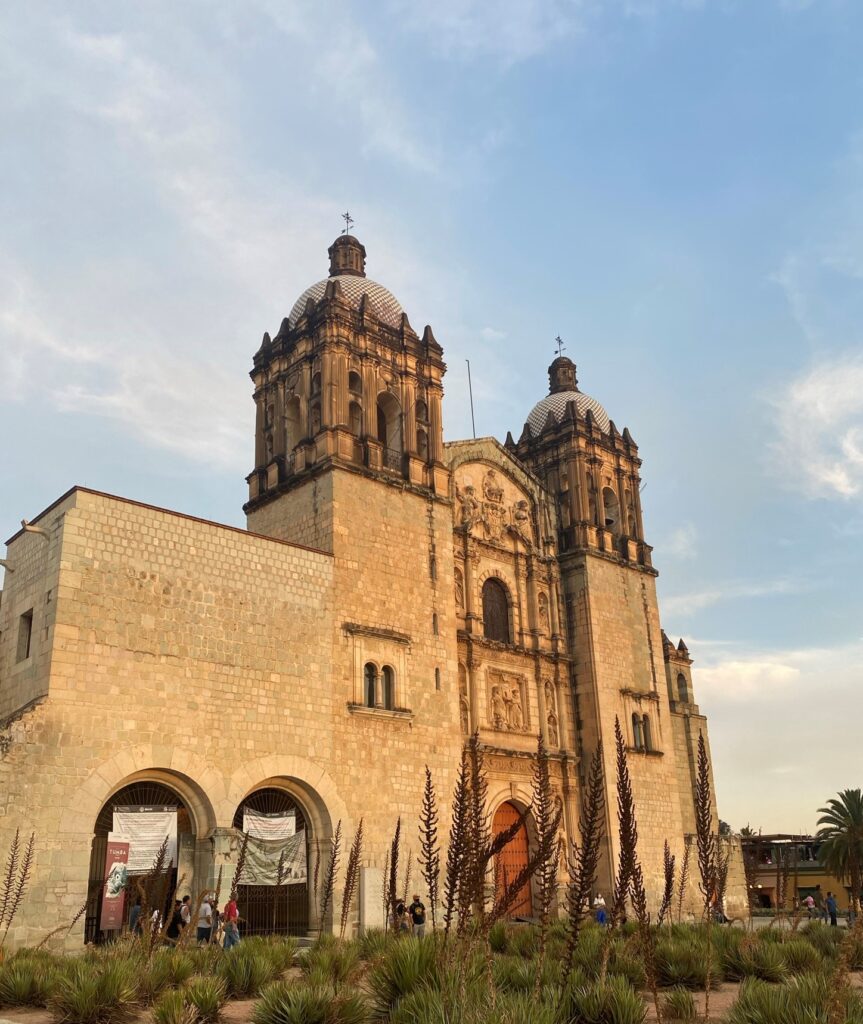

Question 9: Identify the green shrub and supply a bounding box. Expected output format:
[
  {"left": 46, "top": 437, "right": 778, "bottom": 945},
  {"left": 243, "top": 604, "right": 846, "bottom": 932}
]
[
  {"left": 152, "top": 988, "right": 198, "bottom": 1024},
  {"left": 727, "top": 973, "right": 863, "bottom": 1024},
  {"left": 780, "top": 938, "right": 824, "bottom": 975},
  {"left": 508, "top": 926, "right": 539, "bottom": 959},
  {"left": 746, "top": 941, "right": 788, "bottom": 983},
  {"left": 560, "top": 975, "right": 646, "bottom": 1024},
  {"left": 49, "top": 958, "right": 140, "bottom": 1023},
  {"left": 138, "top": 949, "right": 196, "bottom": 1003},
  {"left": 801, "top": 922, "right": 842, "bottom": 961},
  {"left": 367, "top": 936, "right": 440, "bottom": 1018},
  {"left": 184, "top": 975, "right": 226, "bottom": 1023},
  {"left": 217, "top": 944, "right": 280, "bottom": 998},
  {"left": 492, "top": 954, "right": 560, "bottom": 994},
  {"left": 302, "top": 940, "right": 361, "bottom": 990},
  {"left": 661, "top": 987, "right": 697, "bottom": 1022},
  {"left": 359, "top": 929, "right": 397, "bottom": 962},
  {"left": 0, "top": 956, "right": 57, "bottom": 1007},
  {"left": 252, "top": 980, "right": 369, "bottom": 1024},
  {"left": 654, "top": 938, "right": 719, "bottom": 990},
  {"left": 488, "top": 921, "right": 509, "bottom": 954}
]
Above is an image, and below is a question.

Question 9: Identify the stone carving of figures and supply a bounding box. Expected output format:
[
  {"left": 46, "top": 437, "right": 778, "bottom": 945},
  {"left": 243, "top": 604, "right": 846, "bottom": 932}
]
[
  {"left": 544, "top": 680, "right": 556, "bottom": 713},
  {"left": 454, "top": 567, "right": 464, "bottom": 608},
  {"left": 512, "top": 499, "right": 532, "bottom": 543},
  {"left": 491, "top": 686, "right": 507, "bottom": 730},
  {"left": 538, "top": 593, "right": 550, "bottom": 633},
  {"left": 483, "top": 470, "right": 504, "bottom": 504},
  {"left": 508, "top": 687, "right": 524, "bottom": 731},
  {"left": 457, "top": 485, "right": 480, "bottom": 529},
  {"left": 547, "top": 711, "right": 559, "bottom": 748}
]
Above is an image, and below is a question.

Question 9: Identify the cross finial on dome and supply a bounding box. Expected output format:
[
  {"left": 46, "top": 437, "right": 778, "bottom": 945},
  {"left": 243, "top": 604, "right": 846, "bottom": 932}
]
[
  {"left": 341, "top": 210, "right": 354, "bottom": 235},
  {"left": 555, "top": 335, "right": 566, "bottom": 359}
]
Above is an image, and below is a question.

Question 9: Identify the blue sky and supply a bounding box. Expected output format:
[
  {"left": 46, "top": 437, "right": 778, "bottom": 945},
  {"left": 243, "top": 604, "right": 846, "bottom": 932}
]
[{"left": 1, "top": 0, "right": 861, "bottom": 833}]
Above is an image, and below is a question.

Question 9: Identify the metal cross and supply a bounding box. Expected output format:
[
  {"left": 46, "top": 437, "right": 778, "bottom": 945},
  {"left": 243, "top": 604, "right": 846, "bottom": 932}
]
[
  {"left": 342, "top": 211, "right": 354, "bottom": 235},
  {"left": 555, "top": 335, "right": 566, "bottom": 358}
]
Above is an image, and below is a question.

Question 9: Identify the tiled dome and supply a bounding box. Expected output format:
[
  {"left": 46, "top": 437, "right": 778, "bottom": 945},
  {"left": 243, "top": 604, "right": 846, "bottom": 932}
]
[
  {"left": 526, "top": 390, "right": 611, "bottom": 435},
  {"left": 289, "top": 276, "right": 403, "bottom": 329}
]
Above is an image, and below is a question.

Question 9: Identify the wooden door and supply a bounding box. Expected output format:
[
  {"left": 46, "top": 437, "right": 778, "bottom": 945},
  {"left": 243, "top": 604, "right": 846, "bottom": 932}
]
[{"left": 493, "top": 802, "right": 532, "bottom": 918}]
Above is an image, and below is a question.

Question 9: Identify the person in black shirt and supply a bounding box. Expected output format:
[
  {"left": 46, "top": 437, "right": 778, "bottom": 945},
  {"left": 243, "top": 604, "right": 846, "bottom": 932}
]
[
  {"left": 166, "top": 899, "right": 183, "bottom": 942},
  {"left": 408, "top": 894, "right": 426, "bottom": 937}
]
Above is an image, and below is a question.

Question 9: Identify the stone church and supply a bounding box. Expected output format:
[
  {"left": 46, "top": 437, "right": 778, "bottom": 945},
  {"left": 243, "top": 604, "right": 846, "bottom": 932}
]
[{"left": 0, "top": 232, "right": 744, "bottom": 947}]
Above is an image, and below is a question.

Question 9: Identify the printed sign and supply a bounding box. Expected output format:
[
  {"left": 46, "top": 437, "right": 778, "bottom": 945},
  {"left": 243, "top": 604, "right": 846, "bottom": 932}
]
[
  {"left": 241, "top": 831, "right": 307, "bottom": 886},
  {"left": 111, "top": 805, "right": 178, "bottom": 873},
  {"left": 242, "top": 808, "right": 296, "bottom": 840},
  {"left": 99, "top": 840, "right": 130, "bottom": 931}
]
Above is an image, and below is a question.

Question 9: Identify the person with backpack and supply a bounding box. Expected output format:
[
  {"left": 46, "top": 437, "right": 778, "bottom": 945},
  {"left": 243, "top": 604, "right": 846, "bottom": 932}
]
[
  {"left": 408, "top": 894, "right": 426, "bottom": 938},
  {"left": 223, "top": 895, "right": 240, "bottom": 950}
]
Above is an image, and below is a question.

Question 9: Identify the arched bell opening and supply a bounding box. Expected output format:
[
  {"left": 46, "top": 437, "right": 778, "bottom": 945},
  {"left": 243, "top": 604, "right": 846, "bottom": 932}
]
[{"left": 376, "top": 391, "right": 402, "bottom": 471}]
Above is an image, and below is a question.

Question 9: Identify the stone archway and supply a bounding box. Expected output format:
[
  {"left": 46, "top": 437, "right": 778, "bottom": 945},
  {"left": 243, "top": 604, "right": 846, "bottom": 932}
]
[
  {"left": 493, "top": 801, "right": 533, "bottom": 918},
  {"left": 85, "top": 773, "right": 211, "bottom": 944}
]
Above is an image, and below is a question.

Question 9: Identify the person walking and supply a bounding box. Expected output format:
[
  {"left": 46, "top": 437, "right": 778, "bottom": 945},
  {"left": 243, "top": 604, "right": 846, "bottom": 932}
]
[
  {"left": 180, "top": 895, "right": 192, "bottom": 931},
  {"left": 593, "top": 893, "right": 607, "bottom": 926},
  {"left": 826, "top": 891, "right": 838, "bottom": 927},
  {"left": 804, "top": 893, "right": 815, "bottom": 920},
  {"left": 129, "top": 897, "right": 143, "bottom": 936},
  {"left": 223, "top": 895, "right": 240, "bottom": 950},
  {"left": 814, "top": 886, "right": 826, "bottom": 923},
  {"left": 408, "top": 894, "right": 426, "bottom": 938},
  {"left": 196, "top": 894, "right": 213, "bottom": 944},
  {"left": 166, "top": 900, "right": 183, "bottom": 943}
]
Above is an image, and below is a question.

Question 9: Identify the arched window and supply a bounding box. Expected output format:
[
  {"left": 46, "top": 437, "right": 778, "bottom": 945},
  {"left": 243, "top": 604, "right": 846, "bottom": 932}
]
[
  {"left": 417, "top": 428, "right": 429, "bottom": 461},
  {"left": 482, "top": 578, "right": 510, "bottom": 644},
  {"left": 642, "top": 714, "right": 653, "bottom": 752},
  {"left": 602, "top": 487, "right": 620, "bottom": 532},
  {"left": 376, "top": 391, "right": 402, "bottom": 468},
  {"left": 285, "top": 394, "right": 302, "bottom": 453},
  {"left": 677, "top": 673, "right": 688, "bottom": 704},
  {"left": 348, "top": 371, "right": 362, "bottom": 397},
  {"left": 310, "top": 402, "right": 321, "bottom": 435},
  {"left": 415, "top": 399, "right": 428, "bottom": 424},
  {"left": 349, "top": 401, "right": 363, "bottom": 438},
  {"left": 364, "top": 663, "right": 377, "bottom": 708},
  {"left": 311, "top": 372, "right": 321, "bottom": 396},
  {"left": 435, "top": 667, "right": 441, "bottom": 691},
  {"left": 632, "top": 712, "right": 644, "bottom": 751},
  {"left": 432, "top": 613, "right": 439, "bottom": 635},
  {"left": 382, "top": 666, "right": 395, "bottom": 710}
]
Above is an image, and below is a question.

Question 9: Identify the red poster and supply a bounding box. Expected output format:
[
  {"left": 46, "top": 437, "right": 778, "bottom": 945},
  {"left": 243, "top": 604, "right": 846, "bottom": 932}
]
[{"left": 99, "top": 839, "right": 130, "bottom": 931}]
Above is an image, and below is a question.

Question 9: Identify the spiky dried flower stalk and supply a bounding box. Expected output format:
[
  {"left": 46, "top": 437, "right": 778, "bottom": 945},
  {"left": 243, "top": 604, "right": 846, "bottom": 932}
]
[
  {"left": 676, "top": 835, "right": 692, "bottom": 924},
  {"left": 0, "top": 829, "right": 21, "bottom": 932},
  {"left": 402, "top": 850, "right": 413, "bottom": 907},
  {"left": 340, "top": 818, "right": 364, "bottom": 939},
  {"left": 563, "top": 742, "right": 605, "bottom": 973},
  {"left": 531, "top": 733, "right": 563, "bottom": 994},
  {"left": 312, "top": 842, "right": 322, "bottom": 923},
  {"left": 318, "top": 819, "right": 342, "bottom": 933},
  {"left": 387, "top": 817, "right": 401, "bottom": 932},
  {"left": 610, "top": 717, "right": 638, "bottom": 928},
  {"left": 694, "top": 731, "right": 717, "bottom": 1021},
  {"left": 418, "top": 766, "right": 441, "bottom": 931},
  {"left": 656, "top": 840, "right": 676, "bottom": 926},
  {"left": 230, "top": 833, "right": 249, "bottom": 901},
  {"left": 0, "top": 831, "right": 34, "bottom": 948},
  {"left": 443, "top": 750, "right": 470, "bottom": 939},
  {"left": 134, "top": 835, "right": 171, "bottom": 959}
]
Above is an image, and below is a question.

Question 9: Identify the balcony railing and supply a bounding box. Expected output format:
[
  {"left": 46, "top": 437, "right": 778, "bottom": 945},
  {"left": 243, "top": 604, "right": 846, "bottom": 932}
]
[{"left": 382, "top": 447, "right": 402, "bottom": 473}]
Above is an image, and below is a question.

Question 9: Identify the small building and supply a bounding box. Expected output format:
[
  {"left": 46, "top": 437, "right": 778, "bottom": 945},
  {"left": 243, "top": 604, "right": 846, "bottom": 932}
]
[{"left": 742, "top": 833, "right": 856, "bottom": 913}]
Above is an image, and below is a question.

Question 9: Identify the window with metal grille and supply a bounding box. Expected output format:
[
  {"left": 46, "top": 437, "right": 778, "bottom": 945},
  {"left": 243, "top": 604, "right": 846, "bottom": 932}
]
[{"left": 482, "top": 578, "right": 510, "bottom": 643}]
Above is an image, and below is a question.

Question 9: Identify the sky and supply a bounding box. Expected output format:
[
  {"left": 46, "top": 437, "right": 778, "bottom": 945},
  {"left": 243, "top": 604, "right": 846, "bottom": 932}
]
[{"left": 1, "top": 0, "right": 862, "bottom": 834}]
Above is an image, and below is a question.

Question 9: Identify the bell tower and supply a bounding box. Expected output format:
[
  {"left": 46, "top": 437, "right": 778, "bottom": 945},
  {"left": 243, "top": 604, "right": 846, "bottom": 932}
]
[
  {"left": 510, "top": 355, "right": 687, "bottom": 901},
  {"left": 244, "top": 233, "right": 449, "bottom": 549}
]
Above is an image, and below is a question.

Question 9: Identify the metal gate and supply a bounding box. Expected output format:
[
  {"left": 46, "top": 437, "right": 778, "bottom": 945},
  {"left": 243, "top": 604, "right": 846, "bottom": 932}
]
[
  {"left": 232, "top": 788, "right": 310, "bottom": 937},
  {"left": 85, "top": 781, "right": 191, "bottom": 944}
]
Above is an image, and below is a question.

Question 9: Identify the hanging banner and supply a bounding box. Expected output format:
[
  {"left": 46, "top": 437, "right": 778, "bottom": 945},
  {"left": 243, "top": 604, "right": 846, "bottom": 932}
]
[
  {"left": 99, "top": 839, "right": 130, "bottom": 931},
  {"left": 243, "top": 808, "right": 296, "bottom": 840},
  {"left": 111, "top": 805, "right": 178, "bottom": 873},
  {"left": 241, "top": 832, "right": 307, "bottom": 886}
]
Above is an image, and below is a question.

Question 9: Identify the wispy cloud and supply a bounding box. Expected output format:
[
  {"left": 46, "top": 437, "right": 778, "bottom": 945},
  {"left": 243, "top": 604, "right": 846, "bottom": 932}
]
[
  {"left": 768, "top": 354, "right": 863, "bottom": 499},
  {"left": 664, "top": 522, "right": 698, "bottom": 559},
  {"left": 662, "top": 576, "right": 805, "bottom": 617}
]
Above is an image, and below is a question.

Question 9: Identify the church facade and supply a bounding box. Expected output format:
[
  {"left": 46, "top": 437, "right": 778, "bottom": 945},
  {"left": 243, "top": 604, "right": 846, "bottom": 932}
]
[{"left": 0, "top": 233, "right": 744, "bottom": 948}]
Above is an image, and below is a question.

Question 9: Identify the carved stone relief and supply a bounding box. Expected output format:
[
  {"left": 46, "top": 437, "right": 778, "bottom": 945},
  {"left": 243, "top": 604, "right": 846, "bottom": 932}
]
[
  {"left": 454, "top": 567, "right": 464, "bottom": 609},
  {"left": 538, "top": 592, "right": 550, "bottom": 633},
  {"left": 458, "top": 664, "right": 469, "bottom": 735},
  {"left": 488, "top": 670, "right": 528, "bottom": 733}
]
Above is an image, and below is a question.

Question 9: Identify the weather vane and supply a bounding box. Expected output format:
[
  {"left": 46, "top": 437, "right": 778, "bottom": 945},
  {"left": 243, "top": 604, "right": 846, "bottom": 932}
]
[
  {"left": 555, "top": 335, "right": 566, "bottom": 358},
  {"left": 342, "top": 210, "right": 354, "bottom": 235}
]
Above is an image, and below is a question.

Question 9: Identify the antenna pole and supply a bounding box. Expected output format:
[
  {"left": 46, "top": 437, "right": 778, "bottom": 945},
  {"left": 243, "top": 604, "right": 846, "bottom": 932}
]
[{"left": 466, "top": 359, "right": 476, "bottom": 439}]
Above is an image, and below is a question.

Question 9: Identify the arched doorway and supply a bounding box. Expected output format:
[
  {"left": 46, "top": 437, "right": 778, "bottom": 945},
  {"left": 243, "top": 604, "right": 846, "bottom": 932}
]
[
  {"left": 86, "top": 780, "right": 194, "bottom": 944},
  {"left": 232, "top": 787, "right": 310, "bottom": 937},
  {"left": 493, "top": 801, "right": 533, "bottom": 918}
]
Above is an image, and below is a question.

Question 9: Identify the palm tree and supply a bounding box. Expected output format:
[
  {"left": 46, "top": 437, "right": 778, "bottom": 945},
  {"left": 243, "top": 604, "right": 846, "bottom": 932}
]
[{"left": 816, "top": 789, "right": 863, "bottom": 914}]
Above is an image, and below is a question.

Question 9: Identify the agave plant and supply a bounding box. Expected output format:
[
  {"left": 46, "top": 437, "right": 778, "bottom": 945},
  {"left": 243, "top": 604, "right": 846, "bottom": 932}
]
[
  {"left": 49, "top": 958, "right": 140, "bottom": 1024},
  {"left": 661, "top": 986, "right": 697, "bottom": 1022},
  {"left": 0, "top": 956, "right": 56, "bottom": 1007},
  {"left": 152, "top": 988, "right": 198, "bottom": 1024},
  {"left": 367, "top": 937, "right": 440, "bottom": 1019},
  {"left": 816, "top": 789, "right": 863, "bottom": 914},
  {"left": 184, "top": 975, "right": 227, "bottom": 1023},
  {"left": 252, "top": 979, "right": 369, "bottom": 1024}
]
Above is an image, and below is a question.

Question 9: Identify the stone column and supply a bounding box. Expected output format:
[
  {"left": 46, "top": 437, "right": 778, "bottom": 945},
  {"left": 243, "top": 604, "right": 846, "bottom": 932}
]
[
  {"left": 254, "top": 393, "right": 266, "bottom": 468},
  {"left": 615, "top": 466, "right": 628, "bottom": 538},
  {"left": 467, "top": 644, "right": 480, "bottom": 733},
  {"left": 463, "top": 536, "right": 477, "bottom": 632},
  {"left": 429, "top": 389, "right": 444, "bottom": 462},
  {"left": 535, "top": 658, "right": 548, "bottom": 744},
  {"left": 526, "top": 551, "right": 539, "bottom": 651},
  {"left": 630, "top": 470, "right": 645, "bottom": 540},
  {"left": 273, "top": 381, "right": 286, "bottom": 458}
]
